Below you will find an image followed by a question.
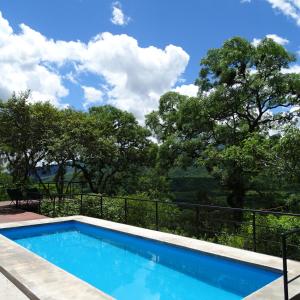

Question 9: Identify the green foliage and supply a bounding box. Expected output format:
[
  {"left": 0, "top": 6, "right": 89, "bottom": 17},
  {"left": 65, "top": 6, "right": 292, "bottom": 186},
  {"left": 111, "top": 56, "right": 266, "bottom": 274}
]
[
  {"left": 147, "top": 37, "right": 300, "bottom": 209},
  {"left": 217, "top": 214, "right": 300, "bottom": 259},
  {"left": 0, "top": 93, "right": 156, "bottom": 196},
  {"left": 0, "top": 168, "right": 12, "bottom": 200},
  {"left": 275, "top": 128, "right": 300, "bottom": 183},
  {"left": 70, "top": 105, "right": 155, "bottom": 194},
  {"left": 0, "top": 92, "right": 59, "bottom": 187}
]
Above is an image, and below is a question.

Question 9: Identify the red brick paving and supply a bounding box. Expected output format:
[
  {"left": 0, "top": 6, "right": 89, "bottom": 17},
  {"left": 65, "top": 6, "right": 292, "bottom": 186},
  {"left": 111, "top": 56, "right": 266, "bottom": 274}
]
[{"left": 0, "top": 201, "right": 48, "bottom": 223}]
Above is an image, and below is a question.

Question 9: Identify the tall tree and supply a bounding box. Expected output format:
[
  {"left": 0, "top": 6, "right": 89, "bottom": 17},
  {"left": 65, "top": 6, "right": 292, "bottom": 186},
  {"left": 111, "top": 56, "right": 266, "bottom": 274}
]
[
  {"left": 44, "top": 109, "right": 85, "bottom": 194},
  {"left": 147, "top": 37, "right": 300, "bottom": 208}
]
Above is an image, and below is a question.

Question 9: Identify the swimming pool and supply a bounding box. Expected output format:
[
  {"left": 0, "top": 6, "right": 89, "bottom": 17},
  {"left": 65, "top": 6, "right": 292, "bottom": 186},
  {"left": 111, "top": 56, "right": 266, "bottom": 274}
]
[{"left": 0, "top": 220, "right": 281, "bottom": 300}]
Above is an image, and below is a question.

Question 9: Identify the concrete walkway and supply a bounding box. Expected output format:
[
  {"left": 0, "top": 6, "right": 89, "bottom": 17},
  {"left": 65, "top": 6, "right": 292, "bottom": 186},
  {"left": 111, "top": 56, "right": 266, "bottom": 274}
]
[
  {"left": 0, "top": 201, "right": 48, "bottom": 223},
  {"left": 0, "top": 272, "right": 29, "bottom": 300},
  {"left": 0, "top": 201, "right": 48, "bottom": 298}
]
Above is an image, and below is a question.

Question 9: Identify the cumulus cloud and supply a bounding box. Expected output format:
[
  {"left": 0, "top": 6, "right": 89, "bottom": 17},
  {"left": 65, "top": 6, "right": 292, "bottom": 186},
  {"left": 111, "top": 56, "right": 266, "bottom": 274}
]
[
  {"left": 173, "top": 84, "right": 198, "bottom": 97},
  {"left": 111, "top": 2, "right": 130, "bottom": 26},
  {"left": 266, "top": 33, "right": 289, "bottom": 44},
  {"left": 0, "top": 12, "right": 189, "bottom": 121},
  {"left": 266, "top": 0, "right": 300, "bottom": 26},
  {"left": 80, "top": 32, "right": 189, "bottom": 121},
  {"left": 282, "top": 64, "right": 300, "bottom": 73},
  {"left": 0, "top": 13, "right": 74, "bottom": 106},
  {"left": 252, "top": 33, "right": 289, "bottom": 46},
  {"left": 82, "top": 85, "right": 103, "bottom": 108}
]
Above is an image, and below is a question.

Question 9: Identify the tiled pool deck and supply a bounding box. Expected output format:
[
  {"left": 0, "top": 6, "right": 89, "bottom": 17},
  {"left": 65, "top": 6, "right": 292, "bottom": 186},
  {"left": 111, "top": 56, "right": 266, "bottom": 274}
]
[
  {"left": 0, "top": 216, "right": 299, "bottom": 300},
  {"left": 0, "top": 201, "right": 50, "bottom": 299},
  {"left": 0, "top": 201, "right": 48, "bottom": 223}
]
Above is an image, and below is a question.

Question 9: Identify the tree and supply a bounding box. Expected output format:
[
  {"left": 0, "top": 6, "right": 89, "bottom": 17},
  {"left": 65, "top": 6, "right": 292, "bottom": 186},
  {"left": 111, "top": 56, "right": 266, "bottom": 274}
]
[
  {"left": 276, "top": 127, "right": 300, "bottom": 184},
  {"left": 0, "top": 93, "right": 155, "bottom": 196},
  {"left": 71, "top": 105, "right": 154, "bottom": 194},
  {"left": 0, "top": 92, "right": 59, "bottom": 187},
  {"left": 43, "top": 109, "right": 86, "bottom": 195},
  {"left": 147, "top": 37, "right": 300, "bottom": 208}
]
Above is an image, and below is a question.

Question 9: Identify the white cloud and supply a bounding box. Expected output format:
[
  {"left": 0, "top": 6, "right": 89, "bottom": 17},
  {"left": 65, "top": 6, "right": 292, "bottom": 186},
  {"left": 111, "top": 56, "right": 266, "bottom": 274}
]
[
  {"left": 111, "top": 2, "right": 130, "bottom": 26},
  {"left": 282, "top": 64, "right": 300, "bottom": 73},
  {"left": 252, "top": 34, "right": 289, "bottom": 46},
  {"left": 82, "top": 85, "right": 103, "bottom": 108},
  {"left": 266, "top": 0, "right": 300, "bottom": 26},
  {"left": 173, "top": 84, "right": 198, "bottom": 97},
  {"left": 0, "top": 12, "right": 84, "bottom": 106},
  {"left": 0, "top": 12, "right": 189, "bottom": 121},
  {"left": 241, "top": 0, "right": 251, "bottom": 3},
  {"left": 290, "top": 105, "right": 300, "bottom": 113},
  {"left": 252, "top": 38, "right": 261, "bottom": 47},
  {"left": 80, "top": 32, "right": 189, "bottom": 121},
  {"left": 266, "top": 33, "right": 289, "bottom": 44}
]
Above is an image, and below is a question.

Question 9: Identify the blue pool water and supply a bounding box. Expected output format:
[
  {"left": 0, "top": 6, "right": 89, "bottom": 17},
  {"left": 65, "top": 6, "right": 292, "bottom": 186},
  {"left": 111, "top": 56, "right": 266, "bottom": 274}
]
[{"left": 0, "top": 221, "right": 280, "bottom": 300}]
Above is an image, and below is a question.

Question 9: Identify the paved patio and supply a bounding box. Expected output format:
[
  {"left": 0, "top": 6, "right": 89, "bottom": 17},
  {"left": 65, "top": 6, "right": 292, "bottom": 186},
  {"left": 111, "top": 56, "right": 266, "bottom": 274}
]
[
  {"left": 0, "top": 201, "right": 48, "bottom": 223},
  {"left": 0, "top": 272, "right": 29, "bottom": 300},
  {"left": 0, "top": 201, "right": 47, "bottom": 299}
]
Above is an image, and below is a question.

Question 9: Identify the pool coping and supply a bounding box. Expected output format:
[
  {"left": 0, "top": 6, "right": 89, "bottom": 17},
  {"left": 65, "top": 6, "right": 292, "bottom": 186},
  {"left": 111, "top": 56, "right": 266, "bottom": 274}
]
[{"left": 0, "top": 216, "right": 299, "bottom": 299}]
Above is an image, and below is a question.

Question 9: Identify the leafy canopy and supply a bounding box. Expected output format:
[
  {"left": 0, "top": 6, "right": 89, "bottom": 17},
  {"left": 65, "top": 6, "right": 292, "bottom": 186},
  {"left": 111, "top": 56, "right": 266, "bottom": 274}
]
[{"left": 146, "top": 37, "right": 300, "bottom": 207}]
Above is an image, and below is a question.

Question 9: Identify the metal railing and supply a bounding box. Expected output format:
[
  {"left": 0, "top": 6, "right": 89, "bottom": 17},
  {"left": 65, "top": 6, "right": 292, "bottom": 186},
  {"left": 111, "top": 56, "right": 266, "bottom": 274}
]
[
  {"left": 281, "top": 228, "right": 300, "bottom": 300},
  {"left": 37, "top": 193, "right": 300, "bottom": 256}
]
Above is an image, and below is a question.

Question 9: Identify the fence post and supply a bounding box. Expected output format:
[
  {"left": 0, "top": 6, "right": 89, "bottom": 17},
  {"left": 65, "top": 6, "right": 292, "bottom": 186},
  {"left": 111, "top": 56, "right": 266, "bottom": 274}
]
[
  {"left": 38, "top": 198, "right": 41, "bottom": 214},
  {"left": 53, "top": 196, "right": 56, "bottom": 217},
  {"left": 252, "top": 211, "right": 256, "bottom": 252},
  {"left": 100, "top": 194, "right": 103, "bottom": 218},
  {"left": 281, "top": 234, "right": 289, "bottom": 300},
  {"left": 155, "top": 201, "right": 159, "bottom": 231},
  {"left": 124, "top": 198, "right": 128, "bottom": 224},
  {"left": 196, "top": 206, "right": 200, "bottom": 236},
  {"left": 80, "top": 193, "right": 83, "bottom": 215}
]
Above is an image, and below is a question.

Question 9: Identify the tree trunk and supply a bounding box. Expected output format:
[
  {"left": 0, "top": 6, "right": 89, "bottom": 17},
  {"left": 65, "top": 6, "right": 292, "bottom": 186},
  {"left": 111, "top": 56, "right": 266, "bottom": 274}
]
[
  {"left": 227, "top": 186, "right": 245, "bottom": 225},
  {"left": 54, "top": 163, "right": 66, "bottom": 200},
  {"left": 33, "top": 169, "right": 52, "bottom": 199},
  {"left": 73, "top": 163, "right": 98, "bottom": 193}
]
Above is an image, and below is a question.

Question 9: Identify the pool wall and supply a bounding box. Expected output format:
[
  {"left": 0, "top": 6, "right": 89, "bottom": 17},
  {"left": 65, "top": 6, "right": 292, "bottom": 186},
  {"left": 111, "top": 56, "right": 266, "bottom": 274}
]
[{"left": 0, "top": 216, "right": 299, "bottom": 300}]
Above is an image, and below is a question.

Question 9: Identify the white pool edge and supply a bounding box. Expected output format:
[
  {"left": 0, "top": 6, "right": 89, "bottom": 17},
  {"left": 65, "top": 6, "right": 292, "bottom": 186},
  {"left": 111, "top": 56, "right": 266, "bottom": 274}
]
[{"left": 0, "top": 215, "right": 299, "bottom": 300}]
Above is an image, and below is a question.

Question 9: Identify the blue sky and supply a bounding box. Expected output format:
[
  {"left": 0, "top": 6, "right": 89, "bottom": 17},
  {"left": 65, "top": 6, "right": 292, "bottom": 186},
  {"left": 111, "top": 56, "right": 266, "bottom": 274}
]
[{"left": 0, "top": 0, "right": 300, "bottom": 121}]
